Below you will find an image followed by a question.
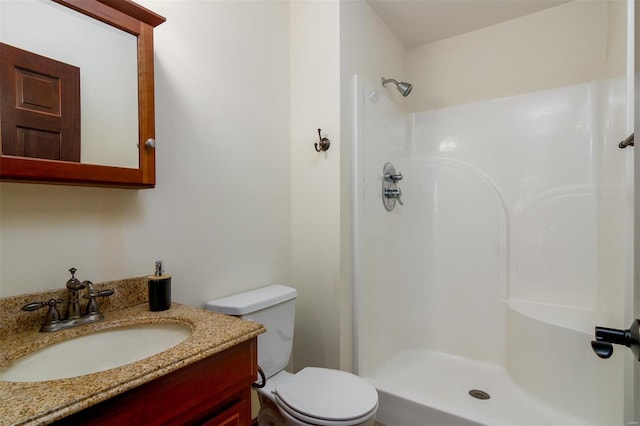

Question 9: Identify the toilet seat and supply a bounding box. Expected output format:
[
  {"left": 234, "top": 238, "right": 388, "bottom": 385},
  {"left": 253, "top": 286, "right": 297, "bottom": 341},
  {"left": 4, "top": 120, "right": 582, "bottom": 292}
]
[
  {"left": 275, "top": 394, "right": 378, "bottom": 426},
  {"left": 274, "top": 367, "right": 378, "bottom": 426}
]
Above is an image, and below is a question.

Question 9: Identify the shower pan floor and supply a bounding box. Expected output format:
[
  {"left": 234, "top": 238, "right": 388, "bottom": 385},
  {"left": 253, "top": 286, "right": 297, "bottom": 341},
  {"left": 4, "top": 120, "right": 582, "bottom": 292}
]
[{"left": 366, "top": 350, "right": 584, "bottom": 426}]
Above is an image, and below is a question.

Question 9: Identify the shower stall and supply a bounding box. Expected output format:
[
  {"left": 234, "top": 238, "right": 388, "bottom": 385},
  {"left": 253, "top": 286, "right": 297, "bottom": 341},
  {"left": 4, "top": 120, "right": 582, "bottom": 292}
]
[{"left": 352, "top": 4, "right": 634, "bottom": 423}]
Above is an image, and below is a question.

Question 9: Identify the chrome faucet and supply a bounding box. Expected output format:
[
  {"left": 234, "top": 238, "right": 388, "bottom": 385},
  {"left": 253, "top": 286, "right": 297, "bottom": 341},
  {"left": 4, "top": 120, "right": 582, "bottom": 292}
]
[{"left": 21, "top": 268, "right": 114, "bottom": 332}]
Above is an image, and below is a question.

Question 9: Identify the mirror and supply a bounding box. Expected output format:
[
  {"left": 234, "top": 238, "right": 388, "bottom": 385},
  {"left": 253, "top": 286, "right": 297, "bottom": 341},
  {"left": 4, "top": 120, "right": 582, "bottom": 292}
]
[
  {"left": 0, "top": 0, "right": 165, "bottom": 188},
  {"left": 1, "top": 0, "right": 139, "bottom": 168}
]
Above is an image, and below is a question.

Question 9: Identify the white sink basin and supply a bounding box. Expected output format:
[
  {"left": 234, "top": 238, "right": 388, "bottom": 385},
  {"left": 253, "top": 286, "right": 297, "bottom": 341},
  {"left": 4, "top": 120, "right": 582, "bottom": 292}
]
[{"left": 1, "top": 323, "right": 191, "bottom": 382}]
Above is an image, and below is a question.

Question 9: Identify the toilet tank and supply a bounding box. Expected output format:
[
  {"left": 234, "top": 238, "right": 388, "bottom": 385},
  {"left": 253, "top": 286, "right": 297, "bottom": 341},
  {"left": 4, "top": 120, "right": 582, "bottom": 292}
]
[{"left": 205, "top": 285, "right": 296, "bottom": 379}]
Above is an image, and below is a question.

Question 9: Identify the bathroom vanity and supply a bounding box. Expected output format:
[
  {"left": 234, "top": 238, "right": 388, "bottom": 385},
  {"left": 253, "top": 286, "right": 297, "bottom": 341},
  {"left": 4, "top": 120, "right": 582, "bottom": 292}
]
[
  {"left": 0, "top": 277, "right": 265, "bottom": 425},
  {"left": 55, "top": 338, "right": 257, "bottom": 425}
]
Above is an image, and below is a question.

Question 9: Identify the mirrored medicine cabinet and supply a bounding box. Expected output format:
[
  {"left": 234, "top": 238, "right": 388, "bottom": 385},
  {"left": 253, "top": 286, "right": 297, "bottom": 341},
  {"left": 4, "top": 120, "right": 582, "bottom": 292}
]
[{"left": 0, "top": 0, "right": 165, "bottom": 188}]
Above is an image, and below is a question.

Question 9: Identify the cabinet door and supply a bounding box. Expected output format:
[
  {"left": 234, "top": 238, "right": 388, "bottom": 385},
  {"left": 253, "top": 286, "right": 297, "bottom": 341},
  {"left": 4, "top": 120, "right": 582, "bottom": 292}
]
[
  {"left": 201, "top": 399, "right": 246, "bottom": 426},
  {"left": 53, "top": 338, "right": 257, "bottom": 426}
]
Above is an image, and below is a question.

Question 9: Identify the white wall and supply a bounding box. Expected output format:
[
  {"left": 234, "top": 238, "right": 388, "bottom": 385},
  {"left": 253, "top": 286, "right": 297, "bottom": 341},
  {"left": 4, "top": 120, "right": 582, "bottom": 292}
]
[
  {"left": 0, "top": 0, "right": 292, "bottom": 308},
  {"left": 406, "top": 0, "right": 625, "bottom": 112},
  {"left": 290, "top": 0, "right": 342, "bottom": 371},
  {"left": 339, "top": 0, "right": 406, "bottom": 106},
  {"left": 0, "top": 0, "right": 407, "bottom": 378},
  {"left": 287, "top": 0, "right": 406, "bottom": 373}
]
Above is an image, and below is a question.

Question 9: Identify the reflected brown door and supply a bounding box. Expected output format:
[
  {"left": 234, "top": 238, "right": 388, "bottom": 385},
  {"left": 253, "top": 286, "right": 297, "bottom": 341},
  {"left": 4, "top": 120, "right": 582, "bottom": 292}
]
[{"left": 0, "top": 42, "right": 80, "bottom": 161}]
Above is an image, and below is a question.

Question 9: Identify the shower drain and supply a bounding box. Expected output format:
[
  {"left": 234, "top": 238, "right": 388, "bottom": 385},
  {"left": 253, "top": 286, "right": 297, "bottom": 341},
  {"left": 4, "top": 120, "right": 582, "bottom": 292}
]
[{"left": 468, "top": 389, "right": 490, "bottom": 400}]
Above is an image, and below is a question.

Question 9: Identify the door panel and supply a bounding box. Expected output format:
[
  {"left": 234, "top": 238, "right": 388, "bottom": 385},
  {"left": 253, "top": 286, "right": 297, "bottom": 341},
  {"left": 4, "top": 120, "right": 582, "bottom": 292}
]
[{"left": 0, "top": 43, "right": 80, "bottom": 161}]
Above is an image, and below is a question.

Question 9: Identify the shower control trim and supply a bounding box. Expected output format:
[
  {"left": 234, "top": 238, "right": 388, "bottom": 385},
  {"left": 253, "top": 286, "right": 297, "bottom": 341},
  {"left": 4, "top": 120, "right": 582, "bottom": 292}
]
[
  {"left": 382, "top": 162, "right": 403, "bottom": 212},
  {"left": 384, "top": 189, "right": 403, "bottom": 205},
  {"left": 384, "top": 172, "right": 403, "bottom": 183}
]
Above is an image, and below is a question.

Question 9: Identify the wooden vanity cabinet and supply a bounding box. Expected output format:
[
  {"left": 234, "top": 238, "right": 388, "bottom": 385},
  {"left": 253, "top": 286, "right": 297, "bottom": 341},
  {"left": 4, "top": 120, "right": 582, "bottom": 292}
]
[{"left": 54, "top": 338, "right": 257, "bottom": 426}]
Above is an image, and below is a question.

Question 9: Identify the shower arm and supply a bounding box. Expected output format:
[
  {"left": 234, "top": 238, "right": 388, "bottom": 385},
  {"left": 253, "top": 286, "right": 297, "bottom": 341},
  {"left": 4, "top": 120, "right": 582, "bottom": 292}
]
[{"left": 381, "top": 78, "right": 399, "bottom": 87}]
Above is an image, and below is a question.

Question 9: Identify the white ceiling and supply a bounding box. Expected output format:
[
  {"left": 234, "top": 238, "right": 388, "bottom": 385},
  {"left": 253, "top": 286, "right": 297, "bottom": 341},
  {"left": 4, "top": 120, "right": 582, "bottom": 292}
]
[{"left": 366, "top": 0, "right": 573, "bottom": 48}]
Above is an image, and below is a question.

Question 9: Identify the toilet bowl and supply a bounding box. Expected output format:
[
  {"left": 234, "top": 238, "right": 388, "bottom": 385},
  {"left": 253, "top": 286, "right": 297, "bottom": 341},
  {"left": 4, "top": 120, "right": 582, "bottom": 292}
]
[
  {"left": 261, "top": 369, "right": 378, "bottom": 426},
  {"left": 206, "top": 285, "right": 379, "bottom": 426}
]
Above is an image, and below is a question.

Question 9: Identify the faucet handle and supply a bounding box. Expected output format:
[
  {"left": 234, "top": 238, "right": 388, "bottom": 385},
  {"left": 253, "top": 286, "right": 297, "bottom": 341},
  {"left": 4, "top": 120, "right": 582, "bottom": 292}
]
[
  {"left": 82, "top": 280, "right": 114, "bottom": 298},
  {"left": 22, "top": 299, "right": 63, "bottom": 330},
  {"left": 22, "top": 298, "right": 62, "bottom": 312},
  {"left": 82, "top": 283, "right": 114, "bottom": 316},
  {"left": 83, "top": 289, "right": 114, "bottom": 299}
]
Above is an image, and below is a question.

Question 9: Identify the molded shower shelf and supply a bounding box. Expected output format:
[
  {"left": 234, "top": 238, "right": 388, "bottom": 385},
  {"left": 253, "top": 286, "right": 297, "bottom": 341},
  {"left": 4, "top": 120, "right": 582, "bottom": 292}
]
[{"left": 507, "top": 299, "right": 600, "bottom": 335}]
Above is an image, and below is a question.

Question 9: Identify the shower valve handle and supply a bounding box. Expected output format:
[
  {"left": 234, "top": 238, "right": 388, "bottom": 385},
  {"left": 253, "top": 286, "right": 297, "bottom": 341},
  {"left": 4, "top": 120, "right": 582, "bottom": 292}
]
[
  {"left": 384, "top": 173, "right": 403, "bottom": 183},
  {"left": 384, "top": 188, "right": 403, "bottom": 206}
]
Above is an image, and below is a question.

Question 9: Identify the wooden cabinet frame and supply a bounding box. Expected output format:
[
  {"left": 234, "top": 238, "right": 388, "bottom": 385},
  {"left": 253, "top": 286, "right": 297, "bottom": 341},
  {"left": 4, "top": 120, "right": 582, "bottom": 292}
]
[{"left": 0, "top": 0, "right": 165, "bottom": 188}]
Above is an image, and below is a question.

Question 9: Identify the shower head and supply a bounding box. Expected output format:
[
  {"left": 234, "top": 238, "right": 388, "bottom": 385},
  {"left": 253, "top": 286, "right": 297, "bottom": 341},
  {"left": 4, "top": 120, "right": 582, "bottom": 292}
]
[{"left": 381, "top": 77, "right": 413, "bottom": 97}]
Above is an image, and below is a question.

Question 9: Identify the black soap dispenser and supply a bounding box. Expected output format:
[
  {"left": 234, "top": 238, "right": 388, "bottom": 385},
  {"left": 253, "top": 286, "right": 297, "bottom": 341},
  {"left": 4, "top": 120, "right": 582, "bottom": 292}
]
[{"left": 148, "top": 261, "right": 171, "bottom": 311}]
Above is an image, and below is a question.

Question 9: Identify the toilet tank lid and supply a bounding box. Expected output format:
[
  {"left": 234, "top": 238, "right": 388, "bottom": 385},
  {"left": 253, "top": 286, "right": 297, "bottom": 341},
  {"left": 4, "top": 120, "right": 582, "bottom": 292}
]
[{"left": 205, "top": 285, "right": 297, "bottom": 315}]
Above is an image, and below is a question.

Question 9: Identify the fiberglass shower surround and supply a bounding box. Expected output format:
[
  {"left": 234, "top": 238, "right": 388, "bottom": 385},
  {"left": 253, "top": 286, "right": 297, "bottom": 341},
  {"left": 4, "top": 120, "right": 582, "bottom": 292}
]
[{"left": 353, "top": 76, "right": 628, "bottom": 425}]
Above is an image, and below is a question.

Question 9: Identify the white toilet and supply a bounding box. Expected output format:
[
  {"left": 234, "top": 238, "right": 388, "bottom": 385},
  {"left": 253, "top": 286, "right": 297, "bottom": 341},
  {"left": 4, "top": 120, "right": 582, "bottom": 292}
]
[{"left": 206, "top": 285, "right": 378, "bottom": 426}]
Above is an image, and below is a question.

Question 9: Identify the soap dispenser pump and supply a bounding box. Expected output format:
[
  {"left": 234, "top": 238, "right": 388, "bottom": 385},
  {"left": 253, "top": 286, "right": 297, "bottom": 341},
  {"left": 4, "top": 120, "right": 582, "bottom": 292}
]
[{"left": 148, "top": 261, "right": 171, "bottom": 311}]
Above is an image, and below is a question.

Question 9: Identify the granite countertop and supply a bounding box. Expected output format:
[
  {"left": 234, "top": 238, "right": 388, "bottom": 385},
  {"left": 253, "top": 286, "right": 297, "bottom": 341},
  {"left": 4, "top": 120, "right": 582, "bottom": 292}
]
[{"left": 0, "top": 278, "right": 265, "bottom": 426}]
